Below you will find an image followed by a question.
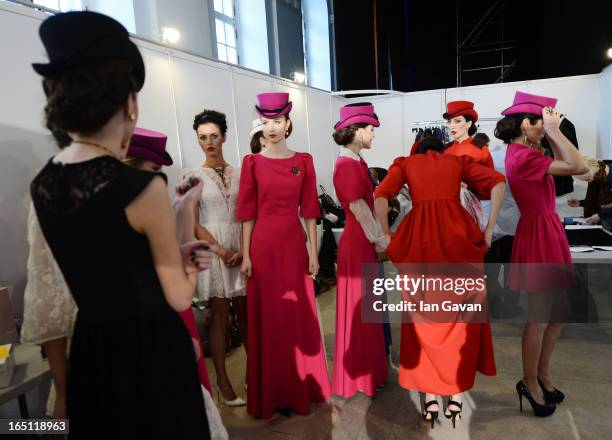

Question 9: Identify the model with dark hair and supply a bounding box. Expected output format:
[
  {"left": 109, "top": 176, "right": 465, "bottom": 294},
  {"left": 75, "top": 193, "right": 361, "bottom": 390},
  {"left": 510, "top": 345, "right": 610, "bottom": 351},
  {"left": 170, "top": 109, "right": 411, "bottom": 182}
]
[
  {"left": 495, "top": 91, "right": 588, "bottom": 418},
  {"left": 472, "top": 133, "right": 490, "bottom": 149},
  {"left": 331, "top": 103, "right": 388, "bottom": 399},
  {"left": 29, "top": 11, "right": 212, "bottom": 437},
  {"left": 444, "top": 101, "right": 494, "bottom": 168},
  {"left": 183, "top": 109, "right": 247, "bottom": 407},
  {"left": 237, "top": 92, "right": 330, "bottom": 418},
  {"left": 374, "top": 136, "right": 506, "bottom": 429}
]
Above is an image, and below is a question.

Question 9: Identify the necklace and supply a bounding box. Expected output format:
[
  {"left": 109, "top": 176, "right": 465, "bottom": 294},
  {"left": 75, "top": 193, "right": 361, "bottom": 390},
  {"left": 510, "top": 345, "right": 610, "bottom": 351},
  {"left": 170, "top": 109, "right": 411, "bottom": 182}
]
[
  {"left": 72, "top": 140, "right": 120, "bottom": 160},
  {"left": 205, "top": 163, "right": 229, "bottom": 188}
]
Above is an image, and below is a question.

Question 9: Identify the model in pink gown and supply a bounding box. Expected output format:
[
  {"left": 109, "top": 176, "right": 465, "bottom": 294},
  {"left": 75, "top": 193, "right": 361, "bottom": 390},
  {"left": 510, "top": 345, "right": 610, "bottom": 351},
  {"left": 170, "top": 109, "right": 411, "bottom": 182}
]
[
  {"left": 237, "top": 151, "right": 330, "bottom": 418},
  {"left": 332, "top": 151, "right": 388, "bottom": 398}
]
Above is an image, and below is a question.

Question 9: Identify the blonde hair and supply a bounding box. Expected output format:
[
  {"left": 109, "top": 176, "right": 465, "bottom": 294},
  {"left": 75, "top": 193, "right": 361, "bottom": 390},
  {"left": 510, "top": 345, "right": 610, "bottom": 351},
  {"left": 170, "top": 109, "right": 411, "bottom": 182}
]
[
  {"left": 122, "top": 156, "right": 147, "bottom": 169},
  {"left": 577, "top": 155, "right": 601, "bottom": 181}
]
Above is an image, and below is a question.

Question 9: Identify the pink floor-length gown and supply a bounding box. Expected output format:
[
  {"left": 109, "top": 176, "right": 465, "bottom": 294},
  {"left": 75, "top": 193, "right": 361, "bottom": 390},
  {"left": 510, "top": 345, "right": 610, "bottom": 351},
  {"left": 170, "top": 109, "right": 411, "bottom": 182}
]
[
  {"left": 237, "top": 152, "right": 331, "bottom": 418},
  {"left": 331, "top": 154, "right": 388, "bottom": 398}
]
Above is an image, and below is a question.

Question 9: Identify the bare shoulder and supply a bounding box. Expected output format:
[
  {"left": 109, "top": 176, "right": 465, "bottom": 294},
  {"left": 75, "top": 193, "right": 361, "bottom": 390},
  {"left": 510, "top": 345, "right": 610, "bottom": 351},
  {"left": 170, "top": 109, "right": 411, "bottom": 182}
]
[{"left": 125, "top": 175, "right": 169, "bottom": 233}]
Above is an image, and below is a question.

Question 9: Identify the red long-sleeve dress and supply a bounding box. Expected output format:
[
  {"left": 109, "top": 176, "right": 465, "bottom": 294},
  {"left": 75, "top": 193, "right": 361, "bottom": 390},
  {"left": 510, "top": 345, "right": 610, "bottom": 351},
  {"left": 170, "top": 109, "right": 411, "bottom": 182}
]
[{"left": 374, "top": 151, "right": 504, "bottom": 395}]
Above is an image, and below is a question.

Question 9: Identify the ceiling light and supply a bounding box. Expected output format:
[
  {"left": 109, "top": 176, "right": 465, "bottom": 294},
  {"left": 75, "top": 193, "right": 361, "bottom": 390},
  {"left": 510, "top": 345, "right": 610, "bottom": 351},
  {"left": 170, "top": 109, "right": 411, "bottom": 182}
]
[
  {"left": 290, "top": 72, "right": 306, "bottom": 84},
  {"left": 162, "top": 27, "right": 180, "bottom": 44}
]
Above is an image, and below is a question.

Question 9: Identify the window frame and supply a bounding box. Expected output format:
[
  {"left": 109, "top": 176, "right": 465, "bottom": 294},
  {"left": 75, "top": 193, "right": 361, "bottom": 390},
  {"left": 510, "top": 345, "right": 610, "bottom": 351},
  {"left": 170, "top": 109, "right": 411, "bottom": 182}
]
[{"left": 211, "top": 0, "right": 239, "bottom": 65}]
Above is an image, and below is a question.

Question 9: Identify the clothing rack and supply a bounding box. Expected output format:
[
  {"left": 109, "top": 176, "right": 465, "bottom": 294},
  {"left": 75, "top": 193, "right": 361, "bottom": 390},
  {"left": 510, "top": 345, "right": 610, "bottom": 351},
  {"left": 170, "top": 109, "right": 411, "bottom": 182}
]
[
  {"left": 412, "top": 117, "right": 500, "bottom": 126},
  {"left": 411, "top": 123, "right": 450, "bottom": 144}
]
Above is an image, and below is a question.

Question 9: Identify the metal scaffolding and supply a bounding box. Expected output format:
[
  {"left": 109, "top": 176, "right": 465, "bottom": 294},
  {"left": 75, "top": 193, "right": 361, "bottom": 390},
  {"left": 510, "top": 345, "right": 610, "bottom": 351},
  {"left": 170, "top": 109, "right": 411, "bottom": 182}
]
[{"left": 456, "top": 0, "right": 516, "bottom": 87}]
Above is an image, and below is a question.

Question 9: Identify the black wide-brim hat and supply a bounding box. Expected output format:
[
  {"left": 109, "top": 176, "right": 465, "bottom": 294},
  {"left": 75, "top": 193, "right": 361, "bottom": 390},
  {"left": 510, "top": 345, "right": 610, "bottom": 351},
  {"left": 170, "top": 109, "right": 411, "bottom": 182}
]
[{"left": 32, "top": 11, "right": 145, "bottom": 91}]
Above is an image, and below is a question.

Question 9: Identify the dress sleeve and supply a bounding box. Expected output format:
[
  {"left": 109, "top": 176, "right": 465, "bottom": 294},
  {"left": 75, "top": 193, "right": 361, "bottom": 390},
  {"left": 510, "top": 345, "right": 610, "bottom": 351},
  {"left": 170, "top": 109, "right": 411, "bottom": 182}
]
[
  {"left": 461, "top": 156, "right": 506, "bottom": 200},
  {"left": 511, "top": 147, "right": 554, "bottom": 182},
  {"left": 335, "top": 160, "right": 366, "bottom": 203},
  {"left": 482, "top": 146, "right": 494, "bottom": 169},
  {"left": 374, "top": 157, "right": 406, "bottom": 199},
  {"left": 349, "top": 199, "right": 389, "bottom": 250},
  {"left": 299, "top": 153, "right": 320, "bottom": 218},
  {"left": 236, "top": 154, "right": 257, "bottom": 221},
  {"left": 21, "top": 203, "right": 77, "bottom": 345}
]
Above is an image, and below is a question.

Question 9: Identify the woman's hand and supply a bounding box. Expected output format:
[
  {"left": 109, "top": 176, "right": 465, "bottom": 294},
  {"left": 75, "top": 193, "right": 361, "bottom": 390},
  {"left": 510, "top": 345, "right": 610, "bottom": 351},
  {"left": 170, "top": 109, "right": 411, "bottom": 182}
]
[
  {"left": 542, "top": 107, "right": 563, "bottom": 136},
  {"left": 585, "top": 214, "right": 601, "bottom": 225},
  {"left": 376, "top": 251, "right": 388, "bottom": 262},
  {"left": 213, "top": 245, "right": 231, "bottom": 262},
  {"left": 567, "top": 198, "right": 581, "bottom": 208},
  {"left": 384, "top": 233, "right": 393, "bottom": 244},
  {"left": 225, "top": 251, "right": 243, "bottom": 267},
  {"left": 309, "top": 254, "right": 319, "bottom": 279},
  {"left": 180, "top": 240, "right": 213, "bottom": 273},
  {"left": 241, "top": 256, "right": 253, "bottom": 278},
  {"left": 174, "top": 176, "right": 203, "bottom": 208}
]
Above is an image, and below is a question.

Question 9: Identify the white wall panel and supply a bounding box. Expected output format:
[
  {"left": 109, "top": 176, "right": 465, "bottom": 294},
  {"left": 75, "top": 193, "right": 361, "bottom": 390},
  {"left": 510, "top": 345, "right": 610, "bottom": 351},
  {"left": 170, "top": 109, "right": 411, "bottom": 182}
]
[
  {"left": 274, "top": 82, "right": 309, "bottom": 153},
  {"left": 231, "top": 70, "right": 274, "bottom": 159},
  {"left": 135, "top": 44, "right": 182, "bottom": 186},
  {"left": 169, "top": 52, "right": 238, "bottom": 171},
  {"left": 347, "top": 95, "right": 404, "bottom": 169},
  {"left": 526, "top": 76, "right": 600, "bottom": 157},
  {"left": 0, "top": 5, "right": 48, "bottom": 134},
  {"left": 402, "top": 90, "right": 444, "bottom": 151},
  {"left": 306, "top": 89, "right": 334, "bottom": 192},
  {"left": 598, "top": 65, "right": 612, "bottom": 158}
]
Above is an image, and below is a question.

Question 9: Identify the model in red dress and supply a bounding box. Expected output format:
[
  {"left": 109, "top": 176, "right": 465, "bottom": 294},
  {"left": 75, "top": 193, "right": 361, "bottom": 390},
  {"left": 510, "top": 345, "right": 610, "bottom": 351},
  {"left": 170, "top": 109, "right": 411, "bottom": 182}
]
[
  {"left": 443, "top": 101, "right": 494, "bottom": 231},
  {"left": 331, "top": 103, "right": 388, "bottom": 398},
  {"left": 496, "top": 91, "right": 588, "bottom": 417},
  {"left": 237, "top": 93, "right": 330, "bottom": 418},
  {"left": 374, "top": 137, "right": 505, "bottom": 428},
  {"left": 443, "top": 101, "right": 494, "bottom": 168}
]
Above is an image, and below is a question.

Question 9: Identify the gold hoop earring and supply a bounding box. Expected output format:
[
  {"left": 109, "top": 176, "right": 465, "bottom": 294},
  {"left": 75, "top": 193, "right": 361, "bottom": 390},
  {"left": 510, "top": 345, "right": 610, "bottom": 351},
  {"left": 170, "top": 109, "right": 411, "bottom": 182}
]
[{"left": 128, "top": 113, "right": 136, "bottom": 122}]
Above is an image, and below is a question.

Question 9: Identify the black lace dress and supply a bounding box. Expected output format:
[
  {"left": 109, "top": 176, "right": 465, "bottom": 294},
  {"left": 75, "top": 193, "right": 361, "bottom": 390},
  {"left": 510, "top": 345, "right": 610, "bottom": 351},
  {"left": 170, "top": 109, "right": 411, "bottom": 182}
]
[{"left": 31, "top": 156, "right": 210, "bottom": 439}]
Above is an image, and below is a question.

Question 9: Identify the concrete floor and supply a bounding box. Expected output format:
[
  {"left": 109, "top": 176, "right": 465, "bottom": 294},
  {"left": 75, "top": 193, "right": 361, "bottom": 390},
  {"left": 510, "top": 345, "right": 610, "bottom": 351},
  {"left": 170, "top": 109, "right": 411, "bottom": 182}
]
[
  {"left": 213, "top": 288, "right": 612, "bottom": 440},
  {"left": 1, "top": 285, "right": 610, "bottom": 439}
]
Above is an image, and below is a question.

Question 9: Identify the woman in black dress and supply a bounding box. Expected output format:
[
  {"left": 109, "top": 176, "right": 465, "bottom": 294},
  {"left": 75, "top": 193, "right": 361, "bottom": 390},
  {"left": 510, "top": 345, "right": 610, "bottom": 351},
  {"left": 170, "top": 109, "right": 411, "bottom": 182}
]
[{"left": 30, "top": 11, "right": 212, "bottom": 438}]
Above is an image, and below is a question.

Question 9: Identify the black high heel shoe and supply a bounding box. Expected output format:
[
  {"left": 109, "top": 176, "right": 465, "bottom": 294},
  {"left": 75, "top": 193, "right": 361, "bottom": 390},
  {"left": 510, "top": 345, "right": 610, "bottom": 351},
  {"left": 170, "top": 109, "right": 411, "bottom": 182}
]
[
  {"left": 444, "top": 400, "right": 463, "bottom": 429},
  {"left": 537, "top": 377, "right": 565, "bottom": 404},
  {"left": 516, "top": 380, "right": 556, "bottom": 417},
  {"left": 422, "top": 400, "right": 439, "bottom": 429},
  {"left": 275, "top": 407, "right": 292, "bottom": 417}
]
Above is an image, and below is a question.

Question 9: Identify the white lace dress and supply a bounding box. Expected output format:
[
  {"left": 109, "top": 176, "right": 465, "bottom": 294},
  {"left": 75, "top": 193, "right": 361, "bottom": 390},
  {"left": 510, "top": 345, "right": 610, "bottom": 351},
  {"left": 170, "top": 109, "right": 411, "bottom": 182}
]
[
  {"left": 181, "top": 166, "right": 246, "bottom": 300},
  {"left": 21, "top": 204, "right": 76, "bottom": 416},
  {"left": 21, "top": 203, "right": 77, "bottom": 345}
]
